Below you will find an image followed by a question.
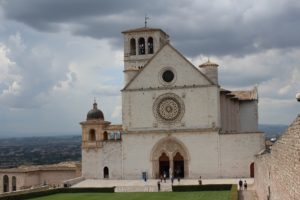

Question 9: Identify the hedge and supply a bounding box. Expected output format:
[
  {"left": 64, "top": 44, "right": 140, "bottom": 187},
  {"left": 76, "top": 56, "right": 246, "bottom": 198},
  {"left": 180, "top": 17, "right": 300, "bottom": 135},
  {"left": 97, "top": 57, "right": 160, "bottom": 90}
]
[
  {"left": 172, "top": 184, "right": 232, "bottom": 192},
  {"left": 0, "top": 187, "right": 115, "bottom": 200}
]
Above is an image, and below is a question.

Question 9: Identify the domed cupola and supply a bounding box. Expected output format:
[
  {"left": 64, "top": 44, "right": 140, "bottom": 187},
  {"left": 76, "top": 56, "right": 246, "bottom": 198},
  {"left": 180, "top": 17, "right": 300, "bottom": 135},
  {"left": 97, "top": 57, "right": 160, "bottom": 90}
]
[{"left": 86, "top": 101, "right": 104, "bottom": 121}]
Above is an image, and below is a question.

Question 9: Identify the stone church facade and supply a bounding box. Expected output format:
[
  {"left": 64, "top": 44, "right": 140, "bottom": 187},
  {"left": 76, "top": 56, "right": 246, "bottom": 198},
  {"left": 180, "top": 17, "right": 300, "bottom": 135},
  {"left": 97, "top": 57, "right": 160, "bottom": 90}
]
[{"left": 80, "top": 26, "right": 264, "bottom": 180}]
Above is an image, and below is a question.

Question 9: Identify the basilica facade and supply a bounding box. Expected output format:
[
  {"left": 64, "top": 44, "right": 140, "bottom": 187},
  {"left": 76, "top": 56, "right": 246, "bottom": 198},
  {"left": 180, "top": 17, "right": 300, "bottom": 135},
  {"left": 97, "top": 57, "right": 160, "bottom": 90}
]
[{"left": 80, "top": 26, "right": 264, "bottom": 180}]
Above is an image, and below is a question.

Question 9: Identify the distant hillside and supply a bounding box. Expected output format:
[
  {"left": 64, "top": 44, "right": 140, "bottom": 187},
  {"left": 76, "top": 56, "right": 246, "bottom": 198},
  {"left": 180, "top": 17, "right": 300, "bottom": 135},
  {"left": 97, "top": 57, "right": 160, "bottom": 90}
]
[{"left": 259, "top": 124, "right": 288, "bottom": 139}]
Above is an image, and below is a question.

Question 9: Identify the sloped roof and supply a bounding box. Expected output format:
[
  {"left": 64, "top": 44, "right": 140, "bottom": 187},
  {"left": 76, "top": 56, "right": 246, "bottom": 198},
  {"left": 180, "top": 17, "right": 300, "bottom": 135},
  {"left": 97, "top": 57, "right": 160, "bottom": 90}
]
[
  {"left": 231, "top": 89, "right": 258, "bottom": 101},
  {"left": 221, "top": 87, "right": 258, "bottom": 101}
]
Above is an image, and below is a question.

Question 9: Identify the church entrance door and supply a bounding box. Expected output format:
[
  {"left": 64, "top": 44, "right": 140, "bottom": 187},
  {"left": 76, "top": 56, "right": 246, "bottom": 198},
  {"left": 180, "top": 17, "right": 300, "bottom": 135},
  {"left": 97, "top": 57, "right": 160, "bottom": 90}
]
[
  {"left": 159, "top": 153, "right": 170, "bottom": 178},
  {"left": 173, "top": 152, "right": 184, "bottom": 178}
]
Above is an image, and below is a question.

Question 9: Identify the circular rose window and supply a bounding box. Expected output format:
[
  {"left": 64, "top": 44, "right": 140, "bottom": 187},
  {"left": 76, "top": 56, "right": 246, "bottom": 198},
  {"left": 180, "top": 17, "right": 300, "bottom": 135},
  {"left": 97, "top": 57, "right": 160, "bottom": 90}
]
[
  {"left": 162, "top": 70, "right": 174, "bottom": 82},
  {"left": 153, "top": 93, "right": 185, "bottom": 123},
  {"left": 159, "top": 68, "right": 176, "bottom": 85}
]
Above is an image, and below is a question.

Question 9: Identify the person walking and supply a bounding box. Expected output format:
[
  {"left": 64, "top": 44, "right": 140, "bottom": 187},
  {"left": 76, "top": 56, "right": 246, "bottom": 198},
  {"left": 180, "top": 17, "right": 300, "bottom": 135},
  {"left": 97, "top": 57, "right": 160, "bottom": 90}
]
[
  {"left": 239, "top": 179, "right": 243, "bottom": 190},
  {"left": 171, "top": 174, "right": 174, "bottom": 185},
  {"left": 163, "top": 171, "right": 167, "bottom": 183},
  {"left": 157, "top": 181, "right": 161, "bottom": 192},
  {"left": 244, "top": 180, "right": 247, "bottom": 190}
]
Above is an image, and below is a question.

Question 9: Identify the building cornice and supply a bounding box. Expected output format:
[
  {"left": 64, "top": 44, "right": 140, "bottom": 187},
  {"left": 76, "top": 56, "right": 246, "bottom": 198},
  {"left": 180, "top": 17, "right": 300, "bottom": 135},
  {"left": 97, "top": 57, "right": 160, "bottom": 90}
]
[{"left": 122, "top": 84, "right": 218, "bottom": 92}]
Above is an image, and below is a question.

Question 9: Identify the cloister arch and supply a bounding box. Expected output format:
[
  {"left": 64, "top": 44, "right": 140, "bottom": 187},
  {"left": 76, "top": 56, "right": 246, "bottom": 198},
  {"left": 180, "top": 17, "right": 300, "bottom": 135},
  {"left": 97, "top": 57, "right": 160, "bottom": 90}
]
[
  {"left": 3, "top": 175, "right": 9, "bottom": 193},
  {"left": 12, "top": 176, "right": 16, "bottom": 191}
]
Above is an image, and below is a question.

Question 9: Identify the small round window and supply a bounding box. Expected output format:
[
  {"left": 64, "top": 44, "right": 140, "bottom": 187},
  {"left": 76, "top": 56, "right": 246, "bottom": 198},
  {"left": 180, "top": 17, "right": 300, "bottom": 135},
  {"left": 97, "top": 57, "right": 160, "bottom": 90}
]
[{"left": 162, "top": 70, "right": 174, "bottom": 82}]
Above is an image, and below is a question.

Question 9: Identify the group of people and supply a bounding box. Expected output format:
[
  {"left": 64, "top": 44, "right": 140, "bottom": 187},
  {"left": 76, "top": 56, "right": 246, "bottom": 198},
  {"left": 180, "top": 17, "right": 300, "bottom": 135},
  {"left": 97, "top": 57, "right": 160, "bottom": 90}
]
[
  {"left": 157, "top": 171, "right": 182, "bottom": 191},
  {"left": 238, "top": 179, "right": 248, "bottom": 190}
]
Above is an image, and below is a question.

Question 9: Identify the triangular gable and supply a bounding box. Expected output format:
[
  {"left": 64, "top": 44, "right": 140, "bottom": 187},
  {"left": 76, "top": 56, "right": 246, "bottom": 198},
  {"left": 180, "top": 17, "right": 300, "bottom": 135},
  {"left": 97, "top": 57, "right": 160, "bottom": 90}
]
[{"left": 123, "top": 43, "right": 215, "bottom": 91}]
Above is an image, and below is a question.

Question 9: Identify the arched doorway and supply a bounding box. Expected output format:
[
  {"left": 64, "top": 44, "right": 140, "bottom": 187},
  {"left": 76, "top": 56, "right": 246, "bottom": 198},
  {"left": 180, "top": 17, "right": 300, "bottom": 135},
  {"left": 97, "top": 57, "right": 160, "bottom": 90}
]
[
  {"left": 12, "top": 176, "right": 16, "bottom": 191},
  {"left": 173, "top": 152, "right": 184, "bottom": 178},
  {"left": 3, "top": 175, "right": 9, "bottom": 193},
  {"left": 103, "top": 167, "right": 109, "bottom": 179},
  {"left": 159, "top": 153, "right": 170, "bottom": 178},
  {"left": 250, "top": 162, "right": 254, "bottom": 178},
  {"left": 151, "top": 136, "right": 190, "bottom": 179}
]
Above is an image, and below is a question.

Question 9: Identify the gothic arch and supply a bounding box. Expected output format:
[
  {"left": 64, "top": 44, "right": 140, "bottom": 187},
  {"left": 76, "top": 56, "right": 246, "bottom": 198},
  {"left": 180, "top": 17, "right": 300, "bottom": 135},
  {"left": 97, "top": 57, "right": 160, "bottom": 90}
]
[{"left": 150, "top": 136, "right": 190, "bottom": 178}]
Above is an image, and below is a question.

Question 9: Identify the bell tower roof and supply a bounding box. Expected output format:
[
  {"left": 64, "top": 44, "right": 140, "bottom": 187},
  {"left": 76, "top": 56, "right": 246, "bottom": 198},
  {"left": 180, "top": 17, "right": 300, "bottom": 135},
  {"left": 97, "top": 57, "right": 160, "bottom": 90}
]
[{"left": 122, "top": 27, "right": 169, "bottom": 37}]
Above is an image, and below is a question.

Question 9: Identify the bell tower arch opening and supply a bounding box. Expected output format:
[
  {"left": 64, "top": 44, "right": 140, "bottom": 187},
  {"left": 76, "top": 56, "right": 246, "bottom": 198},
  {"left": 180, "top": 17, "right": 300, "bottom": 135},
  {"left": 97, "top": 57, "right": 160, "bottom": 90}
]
[
  {"left": 138, "top": 38, "right": 145, "bottom": 55},
  {"left": 130, "top": 38, "right": 136, "bottom": 55},
  {"left": 88, "top": 129, "right": 96, "bottom": 141},
  {"left": 147, "top": 37, "right": 154, "bottom": 54},
  {"left": 151, "top": 136, "right": 190, "bottom": 179}
]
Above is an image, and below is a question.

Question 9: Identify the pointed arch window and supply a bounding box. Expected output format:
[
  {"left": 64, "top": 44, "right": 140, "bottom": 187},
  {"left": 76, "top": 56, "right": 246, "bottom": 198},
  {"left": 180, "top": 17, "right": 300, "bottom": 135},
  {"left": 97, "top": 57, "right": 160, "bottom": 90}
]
[
  {"left": 130, "top": 38, "right": 136, "bottom": 55},
  {"left": 147, "top": 37, "right": 154, "bottom": 54},
  {"left": 138, "top": 38, "right": 145, "bottom": 55},
  {"left": 89, "top": 129, "right": 96, "bottom": 141}
]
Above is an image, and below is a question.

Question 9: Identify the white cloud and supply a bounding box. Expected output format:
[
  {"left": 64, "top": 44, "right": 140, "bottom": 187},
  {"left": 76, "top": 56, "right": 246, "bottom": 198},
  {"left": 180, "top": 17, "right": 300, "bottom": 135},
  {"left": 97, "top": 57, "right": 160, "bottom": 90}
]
[{"left": 111, "top": 105, "right": 122, "bottom": 119}]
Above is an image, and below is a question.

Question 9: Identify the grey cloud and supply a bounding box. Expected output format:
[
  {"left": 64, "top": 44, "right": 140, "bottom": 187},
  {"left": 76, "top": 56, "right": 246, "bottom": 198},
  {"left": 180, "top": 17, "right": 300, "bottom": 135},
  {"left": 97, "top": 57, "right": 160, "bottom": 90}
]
[{"left": 2, "top": 0, "right": 300, "bottom": 56}]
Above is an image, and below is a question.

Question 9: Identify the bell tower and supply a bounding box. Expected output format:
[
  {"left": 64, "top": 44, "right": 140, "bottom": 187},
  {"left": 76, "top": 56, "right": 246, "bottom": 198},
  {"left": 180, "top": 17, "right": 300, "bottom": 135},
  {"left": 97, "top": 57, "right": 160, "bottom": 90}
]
[{"left": 122, "top": 27, "right": 169, "bottom": 85}]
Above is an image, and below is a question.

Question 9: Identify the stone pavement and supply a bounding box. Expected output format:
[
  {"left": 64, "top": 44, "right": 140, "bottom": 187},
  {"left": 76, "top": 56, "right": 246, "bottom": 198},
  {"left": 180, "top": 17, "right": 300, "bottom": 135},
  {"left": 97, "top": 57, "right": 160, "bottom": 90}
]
[
  {"left": 239, "top": 190, "right": 258, "bottom": 200},
  {"left": 72, "top": 178, "right": 255, "bottom": 193}
]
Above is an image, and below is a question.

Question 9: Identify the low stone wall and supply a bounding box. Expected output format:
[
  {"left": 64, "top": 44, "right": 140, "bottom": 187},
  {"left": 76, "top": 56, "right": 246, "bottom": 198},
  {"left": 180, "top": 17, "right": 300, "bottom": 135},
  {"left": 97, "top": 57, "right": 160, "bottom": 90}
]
[{"left": 255, "top": 115, "right": 300, "bottom": 200}]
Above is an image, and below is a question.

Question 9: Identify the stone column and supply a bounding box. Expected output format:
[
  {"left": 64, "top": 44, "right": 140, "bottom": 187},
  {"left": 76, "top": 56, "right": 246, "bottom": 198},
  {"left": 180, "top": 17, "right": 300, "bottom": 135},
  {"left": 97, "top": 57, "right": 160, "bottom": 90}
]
[{"left": 170, "top": 158, "right": 174, "bottom": 177}]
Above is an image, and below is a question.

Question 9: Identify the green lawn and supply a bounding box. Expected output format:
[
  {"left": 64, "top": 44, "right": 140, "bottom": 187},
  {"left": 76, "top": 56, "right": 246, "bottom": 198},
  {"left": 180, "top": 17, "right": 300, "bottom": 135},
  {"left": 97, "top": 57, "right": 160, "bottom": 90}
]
[{"left": 29, "top": 191, "right": 231, "bottom": 200}]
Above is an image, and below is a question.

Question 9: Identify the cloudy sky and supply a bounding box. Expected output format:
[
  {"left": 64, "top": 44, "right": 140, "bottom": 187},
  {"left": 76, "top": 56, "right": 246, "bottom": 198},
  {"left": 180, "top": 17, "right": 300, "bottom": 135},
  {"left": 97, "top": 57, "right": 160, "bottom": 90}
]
[{"left": 0, "top": 0, "right": 299, "bottom": 137}]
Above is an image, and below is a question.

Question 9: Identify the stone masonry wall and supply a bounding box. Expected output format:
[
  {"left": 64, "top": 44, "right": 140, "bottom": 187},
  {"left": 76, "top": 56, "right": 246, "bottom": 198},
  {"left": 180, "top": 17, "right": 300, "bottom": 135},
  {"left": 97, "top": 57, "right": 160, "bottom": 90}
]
[{"left": 255, "top": 115, "right": 300, "bottom": 200}]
